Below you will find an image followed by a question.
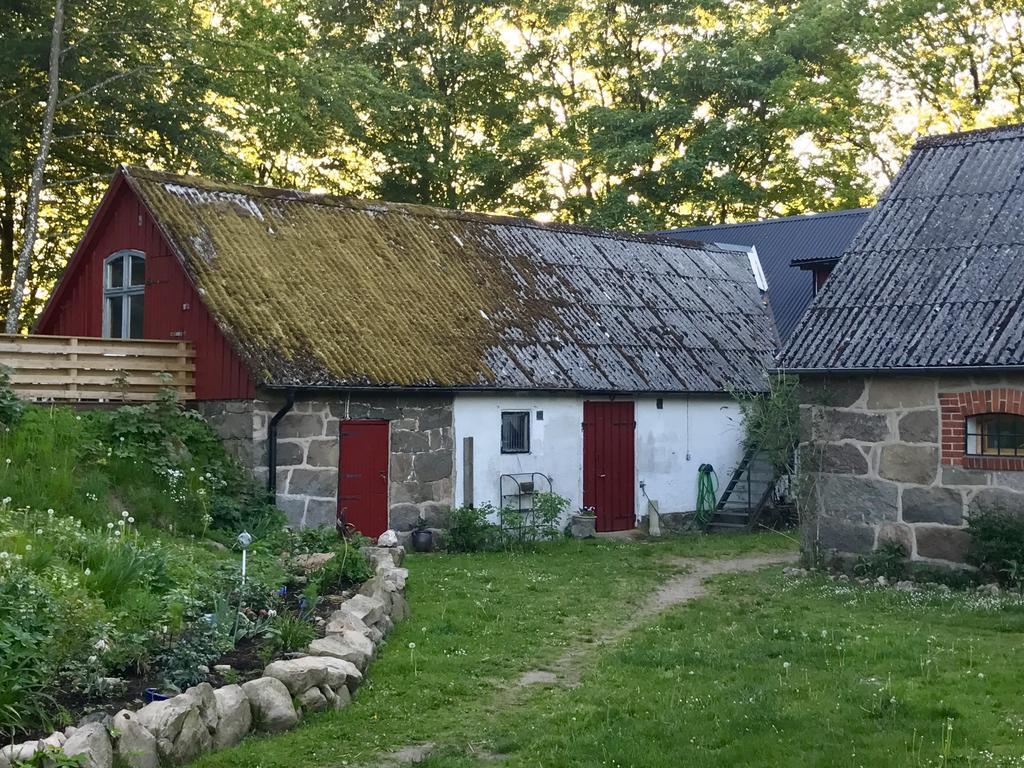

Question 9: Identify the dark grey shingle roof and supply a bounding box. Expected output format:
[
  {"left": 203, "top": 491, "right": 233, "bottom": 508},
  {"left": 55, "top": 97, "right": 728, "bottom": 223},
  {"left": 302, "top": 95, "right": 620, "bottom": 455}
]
[
  {"left": 658, "top": 209, "right": 869, "bottom": 341},
  {"left": 781, "top": 123, "right": 1024, "bottom": 371}
]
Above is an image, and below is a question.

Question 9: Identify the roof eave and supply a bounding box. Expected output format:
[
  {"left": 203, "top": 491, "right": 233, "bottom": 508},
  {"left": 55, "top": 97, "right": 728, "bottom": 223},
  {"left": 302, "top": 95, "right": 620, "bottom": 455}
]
[
  {"left": 790, "top": 257, "right": 840, "bottom": 269},
  {"left": 773, "top": 365, "right": 1024, "bottom": 375}
]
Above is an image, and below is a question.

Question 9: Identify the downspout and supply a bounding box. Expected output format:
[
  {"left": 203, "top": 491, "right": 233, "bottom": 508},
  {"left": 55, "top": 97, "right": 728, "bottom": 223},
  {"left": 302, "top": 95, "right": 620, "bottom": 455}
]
[{"left": 267, "top": 389, "right": 296, "bottom": 498}]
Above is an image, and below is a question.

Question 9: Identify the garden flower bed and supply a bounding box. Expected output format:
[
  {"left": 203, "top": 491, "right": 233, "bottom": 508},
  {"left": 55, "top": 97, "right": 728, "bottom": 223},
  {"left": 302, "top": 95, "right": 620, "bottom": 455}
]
[{"left": 0, "top": 384, "right": 381, "bottom": 744}]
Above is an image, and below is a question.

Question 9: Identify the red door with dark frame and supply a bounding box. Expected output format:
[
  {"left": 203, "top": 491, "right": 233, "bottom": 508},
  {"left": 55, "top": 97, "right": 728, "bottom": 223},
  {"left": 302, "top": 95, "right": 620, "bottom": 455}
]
[
  {"left": 338, "top": 420, "right": 390, "bottom": 538},
  {"left": 582, "top": 401, "right": 635, "bottom": 532}
]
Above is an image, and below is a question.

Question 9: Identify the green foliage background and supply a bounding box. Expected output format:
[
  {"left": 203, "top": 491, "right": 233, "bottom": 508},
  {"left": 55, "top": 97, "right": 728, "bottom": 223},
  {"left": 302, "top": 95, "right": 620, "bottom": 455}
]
[{"left": 2, "top": 0, "right": 1023, "bottom": 326}]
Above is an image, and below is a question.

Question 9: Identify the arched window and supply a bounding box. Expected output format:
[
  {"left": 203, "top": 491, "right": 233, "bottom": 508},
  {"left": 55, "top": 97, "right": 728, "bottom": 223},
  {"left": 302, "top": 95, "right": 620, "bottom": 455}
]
[
  {"left": 103, "top": 250, "right": 145, "bottom": 338},
  {"left": 966, "top": 414, "right": 1024, "bottom": 457}
]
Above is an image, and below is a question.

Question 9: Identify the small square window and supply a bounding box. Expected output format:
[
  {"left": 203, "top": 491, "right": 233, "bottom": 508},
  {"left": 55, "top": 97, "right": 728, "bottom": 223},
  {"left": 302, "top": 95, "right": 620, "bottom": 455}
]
[
  {"left": 535, "top": 410, "right": 544, "bottom": 421},
  {"left": 501, "top": 411, "right": 530, "bottom": 453}
]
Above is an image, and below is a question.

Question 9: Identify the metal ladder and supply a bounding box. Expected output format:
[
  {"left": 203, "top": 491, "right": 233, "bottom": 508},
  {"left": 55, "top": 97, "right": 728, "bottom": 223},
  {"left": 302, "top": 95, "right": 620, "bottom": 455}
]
[{"left": 708, "top": 445, "right": 781, "bottom": 531}]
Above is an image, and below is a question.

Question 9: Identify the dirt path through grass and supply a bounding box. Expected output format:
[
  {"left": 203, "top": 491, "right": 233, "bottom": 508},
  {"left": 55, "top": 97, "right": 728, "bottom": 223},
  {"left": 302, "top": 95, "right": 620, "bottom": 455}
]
[
  {"left": 366, "top": 549, "right": 798, "bottom": 767},
  {"left": 516, "top": 550, "right": 798, "bottom": 689}
]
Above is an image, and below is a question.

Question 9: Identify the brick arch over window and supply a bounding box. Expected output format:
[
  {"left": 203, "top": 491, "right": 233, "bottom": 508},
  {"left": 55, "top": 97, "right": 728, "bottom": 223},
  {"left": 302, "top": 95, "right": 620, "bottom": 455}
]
[{"left": 940, "top": 388, "right": 1024, "bottom": 470}]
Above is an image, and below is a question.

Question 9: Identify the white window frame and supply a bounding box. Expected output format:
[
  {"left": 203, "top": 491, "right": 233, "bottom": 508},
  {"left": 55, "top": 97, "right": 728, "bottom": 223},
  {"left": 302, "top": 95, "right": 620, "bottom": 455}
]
[{"left": 102, "top": 250, "right": 145, "bottom": 339}]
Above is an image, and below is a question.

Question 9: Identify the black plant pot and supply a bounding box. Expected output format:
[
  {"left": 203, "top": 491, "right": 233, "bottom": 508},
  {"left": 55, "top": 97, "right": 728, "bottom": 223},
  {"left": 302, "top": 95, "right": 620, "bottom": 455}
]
[{"left": 411, "top": 528, "right": 434, "bottom": 553}]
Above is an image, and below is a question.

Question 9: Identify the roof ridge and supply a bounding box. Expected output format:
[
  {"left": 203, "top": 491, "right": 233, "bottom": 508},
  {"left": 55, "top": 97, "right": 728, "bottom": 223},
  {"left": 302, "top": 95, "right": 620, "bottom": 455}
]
[
  {"left": 913, "top": 122, "right": 1024, "bottom": 150},
  {"left": 655, "top": 207, "right": 871, "bottom": 235},
  {"left": 121, "top": 164, "right": 725, "bottom": 253}
]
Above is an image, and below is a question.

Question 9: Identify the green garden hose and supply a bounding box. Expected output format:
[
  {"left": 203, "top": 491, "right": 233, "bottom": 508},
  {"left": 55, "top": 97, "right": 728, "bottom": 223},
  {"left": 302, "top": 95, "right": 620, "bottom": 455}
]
[{"left": 695, "top": 463, "right": 718, "bottom": 528}]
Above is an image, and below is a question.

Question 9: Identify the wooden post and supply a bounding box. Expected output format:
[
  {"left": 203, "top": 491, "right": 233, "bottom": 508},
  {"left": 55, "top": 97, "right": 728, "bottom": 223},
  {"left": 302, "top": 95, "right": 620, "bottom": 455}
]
[{"left": 462, "top": 436, "right": 474, "bottom": 507}]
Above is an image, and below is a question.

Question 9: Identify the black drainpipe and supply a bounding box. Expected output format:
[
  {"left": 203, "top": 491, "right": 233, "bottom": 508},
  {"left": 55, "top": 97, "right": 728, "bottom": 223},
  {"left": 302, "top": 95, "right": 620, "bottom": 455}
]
[{"left": 267, "top": 389, "right": 296, "bottom": 498}]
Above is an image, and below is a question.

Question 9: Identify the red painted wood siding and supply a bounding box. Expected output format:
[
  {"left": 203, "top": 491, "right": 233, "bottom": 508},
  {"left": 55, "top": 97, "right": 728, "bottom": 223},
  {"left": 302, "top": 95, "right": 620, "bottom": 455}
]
[
  {"left": 36, "top": 178, "right": 254, "bottom": 400},
  {"left": 813, "top": 265, "right": 833, "bottom": 293},
  {"left": 583, "top": 401, "right": 635, "bottom": 532},
  {"left": 338, "top": 420, "right": 390, "bottom": 537}
]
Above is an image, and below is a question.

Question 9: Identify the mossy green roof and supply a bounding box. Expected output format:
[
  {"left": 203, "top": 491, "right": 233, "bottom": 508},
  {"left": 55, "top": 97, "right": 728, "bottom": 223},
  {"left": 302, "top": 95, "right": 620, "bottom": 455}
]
[{"left": 123, "top": 166, "right": 778, "bottom": 392}]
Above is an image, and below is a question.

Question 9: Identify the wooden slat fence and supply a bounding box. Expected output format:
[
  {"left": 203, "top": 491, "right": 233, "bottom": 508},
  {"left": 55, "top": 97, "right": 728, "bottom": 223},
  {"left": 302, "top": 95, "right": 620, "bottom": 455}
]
[{"left": 0, "top": 334, "right": 196, "bottom": 402}]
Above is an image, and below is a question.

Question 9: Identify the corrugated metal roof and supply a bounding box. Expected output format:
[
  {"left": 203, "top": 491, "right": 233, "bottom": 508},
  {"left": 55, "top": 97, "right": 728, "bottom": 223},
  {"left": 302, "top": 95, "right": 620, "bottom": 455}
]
[
  {"left": 781, "top": 123, "right": 1024, "bottom": 371},
  {"left": 656, "top": 209, "right": 869, "bottom": 341},
  {"left": 123, "top": 167, "right": 778, "bottom": 392}
]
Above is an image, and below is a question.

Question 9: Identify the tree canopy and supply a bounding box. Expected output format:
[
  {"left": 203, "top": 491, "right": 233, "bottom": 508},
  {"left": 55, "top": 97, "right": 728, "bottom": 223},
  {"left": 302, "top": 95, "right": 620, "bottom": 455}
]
[{"left": 1, "top": 0, "right": 1022, "bottom": 327}]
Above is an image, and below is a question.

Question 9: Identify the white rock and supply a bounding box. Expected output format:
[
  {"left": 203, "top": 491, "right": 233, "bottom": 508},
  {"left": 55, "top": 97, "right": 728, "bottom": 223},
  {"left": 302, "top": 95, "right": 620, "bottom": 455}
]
[
  {"left": 165, "top": 708, "right": 212, "bottom": 764},
  {"left": 377, "top": 530, "right": 399, "bottom": 547},
  {"left": 308, "top": 632, "right": 374, "bottom": 671},
  {"left": 1, "top": 743, "right": 38, "bottom": 764},
  {"left": 133, "top": 696, "right": 194, "bottom": 743},
  {"left": 318, "top": 684, "right": 336, "bottom": 704},
  {"left": 362, "top": 545, "right": 404, "bottom": 568},
  {"left": 111, "top": 712, "right": 159, "bottom": 768},
  {"left": 326, "top": 609, "right": 376, "bottom": 640},
  {"left": 264, "top": 657, "right": 330, "bottom": 695},
  {"left": 333, "top": 684, "right": 352, "bottom": 710},
  {"left": 296, "top": 686, "right": 328, "bottom": 713},
  {"left": 390, "top": 592, "right": 411, "bottom": 622},
  {"left": 63, "top": 722, "right": 113, "bottom": 768},
  {"left": 184, "top": 682, "right": 219, "bottom": 732},
  {"left": 241, "top": 677, "right": 299, "bottom": 733},
  {"left": 320, "top": 656, "right": 363, "bottom": 692},
  {"left": 339, "top": 593, "right": 386, "bottom": 626},
  {"left": 133, "top": 694, "right": 210, "bottom": 764},
  {"left": 41, "top": 732, "right": 66, "bottom": 748},
  {"left": 0, "top": 748, "right": 9, "bottom": 768},
  {"left": 212, "top": 684, "right": 252, "bottom": 750},
  {"left": 213, "top": 664, "right": 232, "bottom": 674}
]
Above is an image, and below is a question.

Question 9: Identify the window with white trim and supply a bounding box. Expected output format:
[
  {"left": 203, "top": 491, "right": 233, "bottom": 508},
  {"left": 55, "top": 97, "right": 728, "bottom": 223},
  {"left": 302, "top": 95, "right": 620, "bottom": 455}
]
[
  {"left": 501, "top": 411, "right": 530, "bottom": 453},
  {"left": 966, "top": 414, "right": 1024, "bottom": 457},
  {"left": 103, "top": 251, "right": 145, "bottom": 338}
]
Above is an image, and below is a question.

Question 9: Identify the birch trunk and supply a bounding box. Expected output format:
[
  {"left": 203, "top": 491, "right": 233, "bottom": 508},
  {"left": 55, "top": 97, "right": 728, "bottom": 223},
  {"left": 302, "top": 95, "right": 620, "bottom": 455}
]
[{"left": 5, "top": 0, "right": 64, "bottom": 333}]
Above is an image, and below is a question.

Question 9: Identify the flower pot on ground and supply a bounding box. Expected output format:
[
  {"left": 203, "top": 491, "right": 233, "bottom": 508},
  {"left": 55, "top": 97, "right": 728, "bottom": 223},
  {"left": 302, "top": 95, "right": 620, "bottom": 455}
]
[
  {"left": 411, "top": 517, "right": 434, "bottom": 552},
  {"left": 570, "top": 510, "right": 597, "bottom": 539}
]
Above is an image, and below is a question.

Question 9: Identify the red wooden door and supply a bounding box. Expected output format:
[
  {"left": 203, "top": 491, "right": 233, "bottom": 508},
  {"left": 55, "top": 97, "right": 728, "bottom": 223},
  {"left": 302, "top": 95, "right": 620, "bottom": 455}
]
[
  {"left": 583, "top": 401, "right": 635, "bottom": 532},
  {"left": 338, "top": 420, "right": 390, "bottom": 538}
]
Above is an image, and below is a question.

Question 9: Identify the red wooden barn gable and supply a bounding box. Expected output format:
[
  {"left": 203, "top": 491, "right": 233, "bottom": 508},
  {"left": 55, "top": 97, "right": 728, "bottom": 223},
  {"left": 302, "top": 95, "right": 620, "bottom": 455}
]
[{"left": 35, "top": 171, "right": 254, "bottom": 400}]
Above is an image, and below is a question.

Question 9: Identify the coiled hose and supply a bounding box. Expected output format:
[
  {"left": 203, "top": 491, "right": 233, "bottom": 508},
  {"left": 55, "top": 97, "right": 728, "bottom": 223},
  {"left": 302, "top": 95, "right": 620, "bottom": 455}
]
[{"left": 695, "top": 463, "right": 718, "bottom": 528}]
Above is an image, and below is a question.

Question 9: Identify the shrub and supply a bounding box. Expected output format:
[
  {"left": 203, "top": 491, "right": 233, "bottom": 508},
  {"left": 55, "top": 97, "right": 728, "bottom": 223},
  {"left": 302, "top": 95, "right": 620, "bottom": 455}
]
[
  {"left": 853, "top": 541, "right": 907, "bottom": 581},
  {"left": 446, "top": 504, "right": 498, "bottom": 552},
  {"left": 499, "top": 492, "right": 569, "bottom": 550},
  {"left": 309, "top": 538, "right": 373, "bottom": 593},
  {"left": 966, "top": 511, "right": 1024, "bottom": 586},
  {"left": 0, "top": 367, "right": 24, "bottom": 427},
  {"left": 155, "top": 623, "right": 232, "bottom": 690}
]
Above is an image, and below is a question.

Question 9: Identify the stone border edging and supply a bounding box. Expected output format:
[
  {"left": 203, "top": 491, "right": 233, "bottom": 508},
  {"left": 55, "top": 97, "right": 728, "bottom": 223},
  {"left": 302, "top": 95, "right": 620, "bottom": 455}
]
[{"left": 0, "top": 544, "right": 409, "bottom": 768}]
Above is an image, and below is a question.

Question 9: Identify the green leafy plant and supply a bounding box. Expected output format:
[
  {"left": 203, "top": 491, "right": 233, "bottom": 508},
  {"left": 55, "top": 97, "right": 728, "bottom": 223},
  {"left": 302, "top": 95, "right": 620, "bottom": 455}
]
[
  {"left": 0, "top": 367, "right": 24, "bottom": 427},
  {"left": 309, "top": 538, "right": 372, "bottom": 594},
  {"left": 263, "top": 613, "right": 316, "bottom": 659},
  {"left": 446, "top": 504, "right": 498, "bottom": 553},
  {"left": 853, "top": 542, "right": 907, "bottom": 581},
  {"left": 736, "top": 373, "right": 799, "bottom": 474},
  {"left": 967, "top": 511, "right": 1024, "bottom": 586}
]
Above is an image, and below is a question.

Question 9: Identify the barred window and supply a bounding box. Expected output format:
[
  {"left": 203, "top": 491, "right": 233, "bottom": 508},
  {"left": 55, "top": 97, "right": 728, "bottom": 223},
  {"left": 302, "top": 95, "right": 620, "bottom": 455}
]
[
  {"left": 501, "top": 411, "right": 530, "bottom": 453},
  {"left": 967, "top": 414, "right": 1024, "bottom": 457}
]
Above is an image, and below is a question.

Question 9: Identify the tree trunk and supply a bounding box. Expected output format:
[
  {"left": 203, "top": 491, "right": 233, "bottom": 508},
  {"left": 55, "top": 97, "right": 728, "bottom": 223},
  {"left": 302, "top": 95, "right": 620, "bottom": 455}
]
[{"left": 5, "top": 0, "right": 64, "bottom": 333}]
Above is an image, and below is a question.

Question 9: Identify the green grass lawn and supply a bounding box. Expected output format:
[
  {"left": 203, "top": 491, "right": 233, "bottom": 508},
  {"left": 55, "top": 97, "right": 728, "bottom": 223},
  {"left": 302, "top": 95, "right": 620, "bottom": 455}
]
[{"left": 193, "top": 532, "right": 1024, "bottom": 768}]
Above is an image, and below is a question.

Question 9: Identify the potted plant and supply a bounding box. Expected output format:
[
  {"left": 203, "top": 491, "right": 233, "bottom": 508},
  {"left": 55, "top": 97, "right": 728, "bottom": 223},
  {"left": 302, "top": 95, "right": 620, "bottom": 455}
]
[
  {"left": 411, "top": 515, "right": 434, "bottom": 553},
  {"left": 570, "top": 506, "right": 597, "bottom": 538}
]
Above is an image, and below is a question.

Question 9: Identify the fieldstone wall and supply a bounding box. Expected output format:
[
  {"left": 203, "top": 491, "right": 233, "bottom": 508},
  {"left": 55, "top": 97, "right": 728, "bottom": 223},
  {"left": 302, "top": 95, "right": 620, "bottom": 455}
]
[
  {"left": 258, "top": 392, "right": 454, "bottom": 529},
  {"left": 799, "top": 373, "right": 1024, "bottom": 566},
  {"left": 199, "top": 393, "right": 454, "bottom": 529}
]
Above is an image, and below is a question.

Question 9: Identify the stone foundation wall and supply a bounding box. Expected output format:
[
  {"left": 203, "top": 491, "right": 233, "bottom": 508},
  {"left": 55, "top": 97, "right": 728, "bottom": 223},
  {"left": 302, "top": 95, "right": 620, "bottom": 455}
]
[
  {"left": 257, "top": 392, "right": 453, "bottom": 529},
  {"left": 799, "top": 373, "right": 1024, "bottom": 566}
]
